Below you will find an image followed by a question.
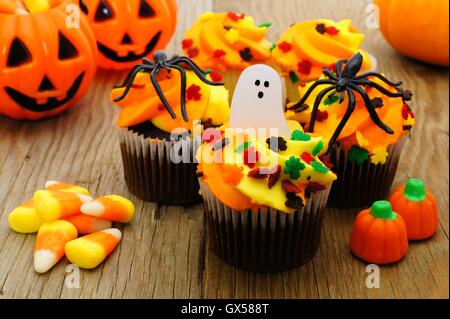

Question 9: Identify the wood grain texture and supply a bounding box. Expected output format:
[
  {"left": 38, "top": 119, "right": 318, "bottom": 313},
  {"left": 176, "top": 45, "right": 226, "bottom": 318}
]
[{"left": 0, "top": 0, "right": 448, "bottom": 299}]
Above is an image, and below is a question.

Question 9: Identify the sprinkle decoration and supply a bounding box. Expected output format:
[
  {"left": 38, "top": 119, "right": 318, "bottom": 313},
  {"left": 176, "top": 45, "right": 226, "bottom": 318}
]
[
  {"left": 209, "top": 71, "right": 223, "bottom": 83},
  {"left": 186, "top": 84, "right": 202, "bottom": 101},
  {"left": 267, "top": 165, "right": 282, "bottom": 189},
  {"left": 402, "top": 103, "right": 415, "bottom": 120},
  {"left": 284, "top": 156, "right": 305, "bottom": 180},
  {"left": 278, "top": 41, "right": 292, "bottom": 53},
  {"left": 243, "top": 146, "right": 260, "bottom": 168},
  {"left": 324, "top": 94, "right": 339, "bottom": 105},
  {"left": 326, "top": 26, "right": 339, "bottom": 35},
  {"left": 291, "top": 130, "right": 311, "bottom": 141},
  {"left": 281, "top": 180, "right": 301, "bottom": 194},
  {"left": 297, "top": 60, "right": 312, "bottom": 75},
  {"left": 289, "top": 71, "right": 299, "bottom": 84},
  {"left": 311, "top": 140, "right": 324, "bottom": 156},
  {"left": 236, "top": 141, "right": 252, "bottom": 153},
  {"left": 239, "top": 47, "right": 253, "bottom": 62},
  {"left": 213, "top": 137, "right": 230, "bottom": 151},
  {"left": 247, "top": 168, "right": 269, "bottom": 179},
  {"left": 315, "top": 23, "right": 327, "bottom": 34},
  {"left": 300, "top": 152, "right": 315, "bottom": 164},
  {"left": 213, "top": 49, "right": 226, "bottom": 59},
  {"left": 259, "top": 22, "right": 272, "bottom": 28},
  {"left": 356, "top": 131, "right": 369, "bottom": 148},
  {"left": 285, "top": 192, "right": 305, "bottom": 209},
  {"left": 306, "top": 182, "right": 326, "bottom": 193},
  {"left": 370, "top": 146, "right": 389, "bottom": 164},
  {"left": 227, "top": 12, "right": 245, "bottom": 22},
  {"left": 320, "top": 155, "right": 334, "bottom": 169},
  {"left": 311, "top": 161, "right": 330, "bottom": 173},
  {"left": 182, "top": 39, "right": 193, "bottom": 49},
  {"left": 316, "top": 110, "right": 328, "bottom": 122},
  {"left": 266, "top": 136, "right": 288, "bottom": 152},
  {"left": 371, "top": 97, "right": 384, "bottom": 108},
  {"left": 348, "top": 145, "right": 369, "bottom": 164},
  {"left": 269, "top": 43, "right": 276, "bottom": 52},
  {"left": 187, "top": 47, "right": 199, "bottom": 58}
]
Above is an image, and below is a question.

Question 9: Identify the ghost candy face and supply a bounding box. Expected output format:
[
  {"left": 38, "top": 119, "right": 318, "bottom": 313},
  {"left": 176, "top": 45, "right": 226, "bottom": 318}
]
[{"left": 229, "top": 65, "right": 290, "bottom": 138}]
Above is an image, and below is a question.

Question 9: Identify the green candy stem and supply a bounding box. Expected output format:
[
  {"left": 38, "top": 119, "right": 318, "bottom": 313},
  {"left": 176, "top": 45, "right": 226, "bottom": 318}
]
[
  {"left": 403, "top": 178, "right": 426, "bottom": 202},
  {"left": 370, "top": 200, "right": 397, "bottom": 220}
]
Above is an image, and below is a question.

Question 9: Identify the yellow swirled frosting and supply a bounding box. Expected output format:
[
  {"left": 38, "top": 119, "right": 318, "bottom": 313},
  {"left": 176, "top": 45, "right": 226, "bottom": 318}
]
[
  {"left": 197, "top": 124, "right": 337, "bottom": 213},
  {"left": 273, "top": 19, "right": 373, "bottom": 82},
  {"left": 110, "top": 70, "right": 229, "bottom": 133},
  {"left": 286, "top": 77, "right": 415, "bottom": 165},
  {"left": 182, "top": 12, "right": 273, "bottom": 73}
]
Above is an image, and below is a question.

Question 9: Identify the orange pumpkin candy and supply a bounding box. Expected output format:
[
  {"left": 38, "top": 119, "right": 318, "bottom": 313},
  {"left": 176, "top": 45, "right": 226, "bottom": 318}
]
[
  {"left": 350, "top": 200, "right": 408, "bottom": 264},
  {"left": 389, "top": 178, "right": 438, "bottom": 240},
  {"left": 375, "top": 0, "right": 449, "bottom": 66},
  {"left": 0, "top": 0, "right": 97, "bottom": 120},
  {"left": 79, "top": 0, "right": 177, "bottom": 70}
]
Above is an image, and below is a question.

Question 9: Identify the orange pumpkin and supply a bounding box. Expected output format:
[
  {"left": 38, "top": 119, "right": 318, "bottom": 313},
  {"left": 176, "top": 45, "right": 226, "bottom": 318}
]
[
  {"left": 350, "top": 200, "right": 408, "bottom": 264},
  {"left": 79, "top": 0, "right": 177, "bottom": 70},
  {"left": 389, "top": 178, "right": 438, "bottom": 240},
  {"left": 375, "top": 0, "right": 449, "bottom": 66},
  {"left": 0, "top": 0, "right": 97, "bottom": 120}
]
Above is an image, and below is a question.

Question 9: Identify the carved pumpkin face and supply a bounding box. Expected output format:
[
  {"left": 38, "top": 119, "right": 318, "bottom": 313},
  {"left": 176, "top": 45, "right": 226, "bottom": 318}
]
[
  {"left": 79, "top": 0, "right": 177, "bottom": 70},
  {"left": 0, "top": 0, "right": 97, "bottom": 120}
]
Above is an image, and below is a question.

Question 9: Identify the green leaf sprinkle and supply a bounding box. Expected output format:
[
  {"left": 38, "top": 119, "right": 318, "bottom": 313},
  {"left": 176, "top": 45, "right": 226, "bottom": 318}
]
[
  {"left": 311, "top": 141, "right": 324, "bottom": 156},
  {"left": 324, "top": 94, "right": 339, "bottom": 105},
  {"left": 310, "top": 161, "right": 329, "bottom": 173},
  {"left": 348, "top": 145, "right": 369, "bottom": 165},
  {"left": 291, "top": 130, "right": 311, "bottom": 141},
  {"left": 289, "top": 71, "right": 299, "bottom": 84},
  {"left": 270, "top": 43, "right": 276, "bottom": 52},
  {"left": 236, "top": 141, "right": 252, "bottom": 153},
  {"left": 284, "top": 156, "right": 306, "bottom": 180},
  {"left": 259, "top": 22, "right": 272, "bottom": 28}
]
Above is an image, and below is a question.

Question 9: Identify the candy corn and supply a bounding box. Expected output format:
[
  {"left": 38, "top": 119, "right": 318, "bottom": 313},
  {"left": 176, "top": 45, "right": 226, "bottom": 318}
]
[
  {"left": 34, "top": 190, "right": 93, "bottom": 222},
  {"left": 65, "top": 228, "right": 122, "bottom": 269},
  {"left": 45, "top": 181, "right": 90, "bottom": 195},
  {"left": 63, "top": 214, "right": 112, "bottom": 235},
  {"left": 81, "top": 195, "right": 135, "bottom": 223},
  {"left": 8, "top": 200, "right": 43, "bottom": 234},
  {"left": 34, "top": 220, "right": 78, "bottom": 273}
]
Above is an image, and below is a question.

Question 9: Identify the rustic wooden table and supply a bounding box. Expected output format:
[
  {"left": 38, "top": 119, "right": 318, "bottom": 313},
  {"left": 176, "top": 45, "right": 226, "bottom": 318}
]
[{"left": 0, "top": 0, "right": 448, "bottom": 299}]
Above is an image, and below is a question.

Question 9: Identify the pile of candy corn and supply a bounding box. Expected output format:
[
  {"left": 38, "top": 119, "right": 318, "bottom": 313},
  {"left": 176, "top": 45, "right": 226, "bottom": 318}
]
[{"left": 8, "top": 181, "right": 135, "bottom": 273}]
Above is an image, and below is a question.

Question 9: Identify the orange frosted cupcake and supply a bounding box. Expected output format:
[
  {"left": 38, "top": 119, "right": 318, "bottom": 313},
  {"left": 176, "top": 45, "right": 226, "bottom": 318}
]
[
  {"left": 182, "top": 12, "right": 273, "bottom": 100},
  {"left": 110, "top": 51, "right": 229, "bottom": 205},
  {"left": 273, "top": 19, "right": 375, "bottom": 103},
  {"left": 286, "top": 53, "right": 414, "bottom": 209}
]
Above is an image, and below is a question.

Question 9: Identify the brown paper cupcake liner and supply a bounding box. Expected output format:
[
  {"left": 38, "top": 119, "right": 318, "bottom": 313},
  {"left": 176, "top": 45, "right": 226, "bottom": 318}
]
[
  {"left": 327, "top": 137, "right": 407, "bottom": 209},
  {"left": 199, "top": 179, "right": 331, "bottom": 272},
  {"left": 119, "top": 128, "right": 202, "bottom": 205}
]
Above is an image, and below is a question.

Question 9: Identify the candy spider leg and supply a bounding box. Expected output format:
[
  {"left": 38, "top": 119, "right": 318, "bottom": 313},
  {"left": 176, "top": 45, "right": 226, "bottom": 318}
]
[
  {"left": 113, "top": 64, "right": 148, "bottom": 89},
  {"left": 325, "top": 88, "right": 356, "bottom": 155},
  {"left": 288, "top": 79, "right": 335, "bottom": 111},
  {"left": 309, "top": 85, "right": 337, "bottom": 132},
  {"left": 170, "top": 64, "right": 189, "bottom": 122},
  {"left": 352, "top": 80, "right": 404, "bottom": 98},
  {"left": 323, "top": 68, "right": 338, "bottom": 80},
  {"left": 351, "top": 84, "right": 394, "bottom": 134},
  {"left": 150, "top": 68, "right": 177, "bottom": 119},
  {"left": 176, "top": 57, "right": 224, "bottom": 86},
  {"left": 113, "top": 65, "right": 154, "bottom": 102},
  {"left": 354, "top": 72, "right": 403, "bottom": 87},
  {"left": 335, "top": 59, "right": 346, "bottom": 78}
]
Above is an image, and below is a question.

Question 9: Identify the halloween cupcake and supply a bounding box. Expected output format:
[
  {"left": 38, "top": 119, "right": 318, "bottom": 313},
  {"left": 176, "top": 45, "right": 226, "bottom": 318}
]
[
  {"left": 197, "top": 125, "right": 337, "bottom": 272},
  {"left": 272, "top": 19, "right": 375, "bottom": 103},
  {"left": 181, "top": 12, "right": 273, "bottom": 100},
  {"left": 110, "top": 51, "right": 229, "bottom": 205},
  {"left": 286, "top": 53, "right": 415, "bottom": 209}
]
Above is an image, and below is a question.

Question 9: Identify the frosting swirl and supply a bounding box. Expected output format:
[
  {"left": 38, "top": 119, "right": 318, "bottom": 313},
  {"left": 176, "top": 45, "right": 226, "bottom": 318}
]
[
  {"left": 182, "top": 12, "right": 273, "bottom": 72},
  {"left": 197, "top": 124, "right": 337, "bottom": 213},
  {"left": 110, "top": 70, "right": 229, "bottom": 133},
  {"left": 273, "top": 19, "right": 373, "bottom": 82},
  {"left": 286, "top": 77, "right": 415, "bottom": 165}
]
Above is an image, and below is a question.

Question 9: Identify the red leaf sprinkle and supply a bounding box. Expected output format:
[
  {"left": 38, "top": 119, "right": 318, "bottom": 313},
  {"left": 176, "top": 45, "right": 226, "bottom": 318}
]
[
  {"left": 213, "top": 49, "right": 226, "bottom": 59},
  {"left": 187, "top": 47, "right": 199, "bottom": 58},
  {"left": 182, "top": 39, "right": 193, "bottom": 49},
  {"left": 186, "top": 84, "right": 202, "bottom": 101},
  {"left": 401, "top": 103, "right": 409, "bottom": 120},
  {"left": 268, "top": 165, "right": 282, "bottom": 189},
  {"left": 210, "top": 71, "right": 223, "bottom": 83},
  {"left": 316, "top": 110, "right": 329, "bottom": 122},
  {"left": 227, "top": 12, "right": 245, "bottom": 21},
  {"left": 300, "top": 152, "right": 315, "bottom": 164},
  {"left": 281, "top": 180, "right": 301, "bottom": 194},
  {"left": 297, "top": 60, "right": 312, "bottom": 75},
  {"left": 278, "top": 41, "right": 292, "bottom": 53},
  {"left": 326, "top": 26, "right": 339, "bottom": 35}
]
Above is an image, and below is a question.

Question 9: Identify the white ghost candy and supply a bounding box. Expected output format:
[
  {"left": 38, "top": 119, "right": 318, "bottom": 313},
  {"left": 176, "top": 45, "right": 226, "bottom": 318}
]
[{"left": 229, "top": 64, "right": 291, "bottom": 138}]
